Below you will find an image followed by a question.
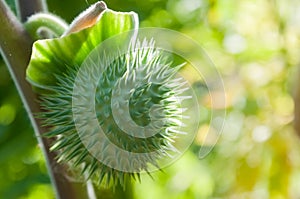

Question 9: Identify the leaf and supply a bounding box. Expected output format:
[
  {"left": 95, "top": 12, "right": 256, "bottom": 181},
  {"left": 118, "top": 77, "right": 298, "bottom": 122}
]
[{"left": 26, "top": 9, "right": 138, "bottom": 89}]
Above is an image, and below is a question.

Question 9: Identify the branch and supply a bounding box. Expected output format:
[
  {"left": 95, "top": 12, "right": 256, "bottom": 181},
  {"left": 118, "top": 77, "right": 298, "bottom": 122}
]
[
  {"left": 0, "top": 1, "right": 90, "bottom": 199},
  {"left": 15, "top": 0, "right": 47, "bottom": 22}
]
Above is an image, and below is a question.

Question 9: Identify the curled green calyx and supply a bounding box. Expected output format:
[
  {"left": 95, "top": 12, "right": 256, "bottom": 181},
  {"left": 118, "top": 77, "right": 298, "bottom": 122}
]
[{"left": 26, "top": 1, "right": 198, "bottom": 188}]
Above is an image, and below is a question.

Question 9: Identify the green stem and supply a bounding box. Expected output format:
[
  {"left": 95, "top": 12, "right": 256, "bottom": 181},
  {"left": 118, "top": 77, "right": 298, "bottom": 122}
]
[{"left": 24, "top": 13, "right": 69, "bottom": 39}]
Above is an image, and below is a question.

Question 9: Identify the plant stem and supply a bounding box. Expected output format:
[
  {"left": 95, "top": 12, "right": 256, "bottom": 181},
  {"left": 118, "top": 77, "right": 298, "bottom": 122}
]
[
  {"left": 24, "top": 13, "right": 68, "bottom": 39},
  {"left": 15, "top": 0, "right": 48, "bottom": 22},
  {"left": 0, "top": 1, "right": 91, "bottom": 199}
]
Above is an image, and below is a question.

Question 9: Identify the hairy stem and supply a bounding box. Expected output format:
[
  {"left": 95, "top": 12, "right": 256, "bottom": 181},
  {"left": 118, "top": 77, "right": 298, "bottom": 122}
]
[
  {"left": 24, "top": 13, "right": 68, "bottom": 39},
  {"left": 0, "top": 1, "right": 91, "bottom": 199}
]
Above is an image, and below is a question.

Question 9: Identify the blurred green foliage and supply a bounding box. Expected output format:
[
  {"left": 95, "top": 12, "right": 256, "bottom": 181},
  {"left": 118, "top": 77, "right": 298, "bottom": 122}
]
[
  {"left": 0, "top": 63, "right": 53, "bottom": 198},
  {"left": 1, "top": 0, "right": 300, "bottom": 198}
]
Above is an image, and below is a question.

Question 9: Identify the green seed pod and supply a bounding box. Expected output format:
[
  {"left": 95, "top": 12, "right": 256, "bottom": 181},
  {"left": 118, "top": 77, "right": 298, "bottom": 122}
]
[{"left": 26, "top": 3, "right": 198, "bottom": 188}]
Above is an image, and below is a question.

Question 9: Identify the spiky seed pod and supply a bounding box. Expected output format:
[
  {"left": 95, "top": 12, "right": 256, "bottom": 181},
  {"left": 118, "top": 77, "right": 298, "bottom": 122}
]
[
  {"left": 39, "top": 38, "right": 190, "bottom": 187},
  {"left": 25, "top": 2, "right": 197, "bottom": 189}
]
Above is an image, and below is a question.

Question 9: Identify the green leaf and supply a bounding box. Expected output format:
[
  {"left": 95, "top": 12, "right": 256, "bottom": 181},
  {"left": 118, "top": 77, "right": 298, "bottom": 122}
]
[{"left": 26, "top": 9, "right": 138, "bottom": 89}]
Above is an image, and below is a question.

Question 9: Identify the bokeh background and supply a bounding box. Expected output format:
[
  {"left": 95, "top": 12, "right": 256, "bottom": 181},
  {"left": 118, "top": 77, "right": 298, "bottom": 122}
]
[{"left": 1, "top": 0, "right": 300, "bottom": 198}]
